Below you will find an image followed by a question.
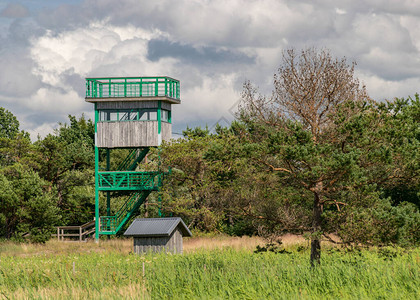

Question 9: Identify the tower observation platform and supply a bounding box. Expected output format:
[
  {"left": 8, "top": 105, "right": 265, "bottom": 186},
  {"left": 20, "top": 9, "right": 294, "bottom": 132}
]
[{"left": 86, "top": 76, "right": 180, "bottom": 241}]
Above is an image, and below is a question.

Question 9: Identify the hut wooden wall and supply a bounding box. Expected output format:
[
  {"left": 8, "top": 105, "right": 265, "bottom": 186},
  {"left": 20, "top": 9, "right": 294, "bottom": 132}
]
[{"left": 133, "top": 229, "right": 183, "bottom": 254}]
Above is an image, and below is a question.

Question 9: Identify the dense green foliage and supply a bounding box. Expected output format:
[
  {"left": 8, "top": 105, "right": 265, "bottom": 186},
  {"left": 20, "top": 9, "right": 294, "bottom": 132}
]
[
  {"left": 160, "top": 97, "right": 420, "bottom": 250},
  {"left": 0, "top": 107, "right": 20, "bottom": 139},
  {"left": 158, "top": 49, "right": 420, "bottom": 263},
  {"left": 0, "top": 114, "right": 95, "bottom": 242},
  {"left": 0, "top": 49, "right": 418, "bottom": 249},
  {"left": 0, "top": 164, "right": 59, "bottom": 243},
  {"left": 0, "top": 247, "right": 418, "bottom": 299},
  {"left": 0, "top": 95, "right": 418, "bottom": 246}
]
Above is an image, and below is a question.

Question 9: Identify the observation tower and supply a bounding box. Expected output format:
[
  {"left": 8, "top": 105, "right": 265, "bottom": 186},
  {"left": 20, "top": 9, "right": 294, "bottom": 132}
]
[{"left": 85, "top": 76, "right": 180, "bottom": 241}]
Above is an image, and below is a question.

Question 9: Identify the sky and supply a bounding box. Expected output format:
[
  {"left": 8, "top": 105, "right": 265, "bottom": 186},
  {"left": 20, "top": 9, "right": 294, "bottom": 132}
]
[{"left": 1, "top": 0, "right": 420, "bottom": 140}]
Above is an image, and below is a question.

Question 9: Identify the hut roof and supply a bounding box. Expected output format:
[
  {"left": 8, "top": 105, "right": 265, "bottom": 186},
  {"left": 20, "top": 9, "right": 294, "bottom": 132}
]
[{"left": 123, "top": 217, "right": 192, "bottom": 237}]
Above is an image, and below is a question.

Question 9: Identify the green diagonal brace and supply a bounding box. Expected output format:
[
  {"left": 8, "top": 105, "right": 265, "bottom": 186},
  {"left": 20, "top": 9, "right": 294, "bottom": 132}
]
[
  {"left": 128, "top": 147, "right": 150, "bottom": 171},
  {"left": 116, "top": 174, "right": 127, "bottom": 188},
  {"left": 114, "top": 190, "right": 151, "bottom": 234},
  {"left": 117, "top": 149, "right": 137, "bottom": 171}
]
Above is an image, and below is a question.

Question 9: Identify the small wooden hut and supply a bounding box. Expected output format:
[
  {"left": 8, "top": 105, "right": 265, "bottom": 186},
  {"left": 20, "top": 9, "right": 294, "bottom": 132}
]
[{"left": 123, "top": 217, "right": 192, "bottom": 254}]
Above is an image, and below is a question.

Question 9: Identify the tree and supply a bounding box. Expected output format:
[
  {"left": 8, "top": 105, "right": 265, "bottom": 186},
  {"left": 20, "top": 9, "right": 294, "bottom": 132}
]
[
  {"left": 0, "top": 111, "right": 96, "bottom": 241},
  {"left": 160, "top": 125, "right": 262, "bottom": 234},
  {"left": 0, "top": 107, "right": 33, "bottom": 168},
  {"left": 34, "top": 115, "right": 95, "bottom": 225},
  {"left": 203, "top": 122, "right": 313, "bottom": 237},
  {"left": 160, "top": 127, "right": 223, "bottom": 231},
  {"left": 378, "top": 95, "right": 420, "bottom": 209},
  {"left": 273, "top": 48, "right": 368, "bottom": 139},
  {"left": 0, "top": 164, "right": 60, "bottom": 242},
  {"left": 236, "top": 48, "right": 418, "bottom": 265},
  {"left": 0, "top": 107, "right": 19, "bottom": 139},
  {"left": 0, "top": 132, "right": 34, "bottom": 168}
]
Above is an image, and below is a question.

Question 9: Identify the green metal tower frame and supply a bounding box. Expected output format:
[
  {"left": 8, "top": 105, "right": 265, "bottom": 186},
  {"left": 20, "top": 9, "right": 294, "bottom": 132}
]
[{"left": 86, "top": 76, "right": 180, "bottom": 241}]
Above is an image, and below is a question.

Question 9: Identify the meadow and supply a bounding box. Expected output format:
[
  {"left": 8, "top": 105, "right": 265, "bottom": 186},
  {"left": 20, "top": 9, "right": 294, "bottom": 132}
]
[{"left": 0, "top": 236, "right": 419, "bottom": 299}]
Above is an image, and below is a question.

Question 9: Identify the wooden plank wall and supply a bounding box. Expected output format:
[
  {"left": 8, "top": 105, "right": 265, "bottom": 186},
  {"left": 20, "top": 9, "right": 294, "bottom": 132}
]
[
  {"left": 161, "top": 102, "right": 171, "bottom": 111},
  {"left": 133, "top": 229, "right": 183, "bottom": 254},
  {"left": 162, "top": 122, "right": 172, "bottom": 142},
  {"left": 97, "top": 121, "right": 173, "bottom": 148},
  {"left": 134, "top": 236, "right": 169, "bottom": 254},
  {"left": 97, "top": 121, "right": 159, "bottom": 148},
  {"left": 96, "top": 101, "right": 173, "bottom": 148}
]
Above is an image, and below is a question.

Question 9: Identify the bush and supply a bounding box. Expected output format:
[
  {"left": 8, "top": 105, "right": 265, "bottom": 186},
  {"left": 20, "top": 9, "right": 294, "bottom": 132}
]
[{"left": 335, "top": 197, "right": 420, "bottom": 247}]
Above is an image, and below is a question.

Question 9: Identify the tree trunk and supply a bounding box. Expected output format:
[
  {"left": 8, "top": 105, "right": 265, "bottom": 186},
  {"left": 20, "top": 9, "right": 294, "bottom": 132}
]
[
  {"left": 310, "top": 191, "right": 322, "bottom": 266},
  {"left": 144, "top": 199, "right": 149, "bottom": 218}
]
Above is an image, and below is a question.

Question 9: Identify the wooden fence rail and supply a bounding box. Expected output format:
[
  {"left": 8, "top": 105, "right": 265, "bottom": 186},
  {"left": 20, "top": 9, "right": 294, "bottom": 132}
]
[{"left": 54, "top": 221, "right": 96, "bottom": 241}]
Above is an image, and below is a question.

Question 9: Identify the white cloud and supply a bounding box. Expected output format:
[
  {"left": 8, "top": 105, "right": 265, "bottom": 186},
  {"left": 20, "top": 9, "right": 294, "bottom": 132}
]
[
  {"left": 400, "top": 15, "right": 420, "bottom": 52},
  {"left": 22, "top": 22, "right": 174, "bottom": 139},
  {"left": 30, "top": 22, "right": 163, "bottom": 81},
  {"left": 0, "top": 3, "right": 29, "bottom": 18},
  {"left": 0, "top": 50, "right": 42, "bottom": 98},
  {"left": 24, "top": 122, "right": 59, "bottom": 141},
  {"left": 358, "top": 71, "right": 420, "bottom": 101},
  {"left": 1, "top": 0, "right": 420, "bottom": 140},
  {"left": 25, "top": 19, "right": 250, "bottom": 139},
  {"left": 175, "top": 73, "right": 240, "bottom": 124},
  {"left": 26, "top": 88, "right": 85, "bottom": 113},
  {"left": 335, "top": 8, "right": 347, "bottom": 15}
]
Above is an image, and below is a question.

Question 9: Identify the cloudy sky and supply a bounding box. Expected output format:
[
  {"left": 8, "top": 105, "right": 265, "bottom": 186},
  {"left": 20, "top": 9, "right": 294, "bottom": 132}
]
[{"left": 1, "top": 0, "right": 420, "bottom": 140}]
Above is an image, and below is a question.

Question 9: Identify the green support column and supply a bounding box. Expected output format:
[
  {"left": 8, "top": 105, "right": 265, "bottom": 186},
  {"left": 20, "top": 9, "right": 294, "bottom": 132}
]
[
  {"left": 94, "top": 146, "right": 99, "bottom": 242},
  {"left": 106, "top": 149, "right": 111, "bottom": 216},
  {"left": 108, "top": 79, "right": 111, "bottom": 97},
  {"left": 140, "top": 78, "right": 142, "bottom": 96},
  {"left": 124, "top": 79, "right": 127, "bottom": 97},
  {"left": 94, "top": 103, "right": 100, "bottom": 242},
  {"left": 106, "top": 149, "right": 111, "bottom": 239},
  {"left": 158, "top": 194, "right": 162, "bottom": 217},
  {"left": 157, "top": 100, "right": 162, "bottom": 145},
  {"left": 157, "top": 100, "right": 163, "bottom": 216}
]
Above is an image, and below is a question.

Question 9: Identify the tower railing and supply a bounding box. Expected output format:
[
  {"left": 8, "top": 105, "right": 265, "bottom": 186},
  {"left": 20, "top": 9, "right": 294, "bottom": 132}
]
[
  {"left": 99, "top": 191, "right": 151, "bottom": 233},
  {"left": 86, "top": 76, "right": 180, "bottom": 99},
  {"left": 98, "top": 171, "right": 162, "bottom": 191}
]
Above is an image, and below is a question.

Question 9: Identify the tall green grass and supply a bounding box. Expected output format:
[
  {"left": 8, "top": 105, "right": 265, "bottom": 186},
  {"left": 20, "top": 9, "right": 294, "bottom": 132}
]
[
  {"left": 0, "top": 246, "right": 418, "bottom": 299},
  {"left": 145, "top": 248, "right": 419, "bottom": 299},
  {"left": 0, "top": 251, "right": 148, "bottom": 299}
]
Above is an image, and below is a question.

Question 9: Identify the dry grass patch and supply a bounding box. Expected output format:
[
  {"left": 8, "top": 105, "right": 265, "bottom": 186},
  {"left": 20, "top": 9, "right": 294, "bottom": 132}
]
[
  {"left": 0, "top": 239, "right": 133, "bottom": 257},
  {"left": 0, "top": 234, "right": 326, "bottom": 258},
  {"left": 4, "top": 284, "right": 148, "bottom": 300},
  {"left": 183, "top": 234, "right": 311, "bottom": 253},
  {"left": 183, "top": 235, "right": 264, "bottom": 252}
]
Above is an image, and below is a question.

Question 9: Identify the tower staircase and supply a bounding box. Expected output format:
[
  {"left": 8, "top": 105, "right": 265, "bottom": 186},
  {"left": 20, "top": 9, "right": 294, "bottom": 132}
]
[
  {"left": 98, "top": 148, "right": 165, "bottom": 235},
  {"left": 116, "top": 148, "right": 150, "bottom": 171}
]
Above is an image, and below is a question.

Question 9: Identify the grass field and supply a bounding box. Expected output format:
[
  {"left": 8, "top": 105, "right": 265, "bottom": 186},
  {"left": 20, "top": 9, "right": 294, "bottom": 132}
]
[{"left": 0, "top": 236, "right": 419, "bottom": 299}]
